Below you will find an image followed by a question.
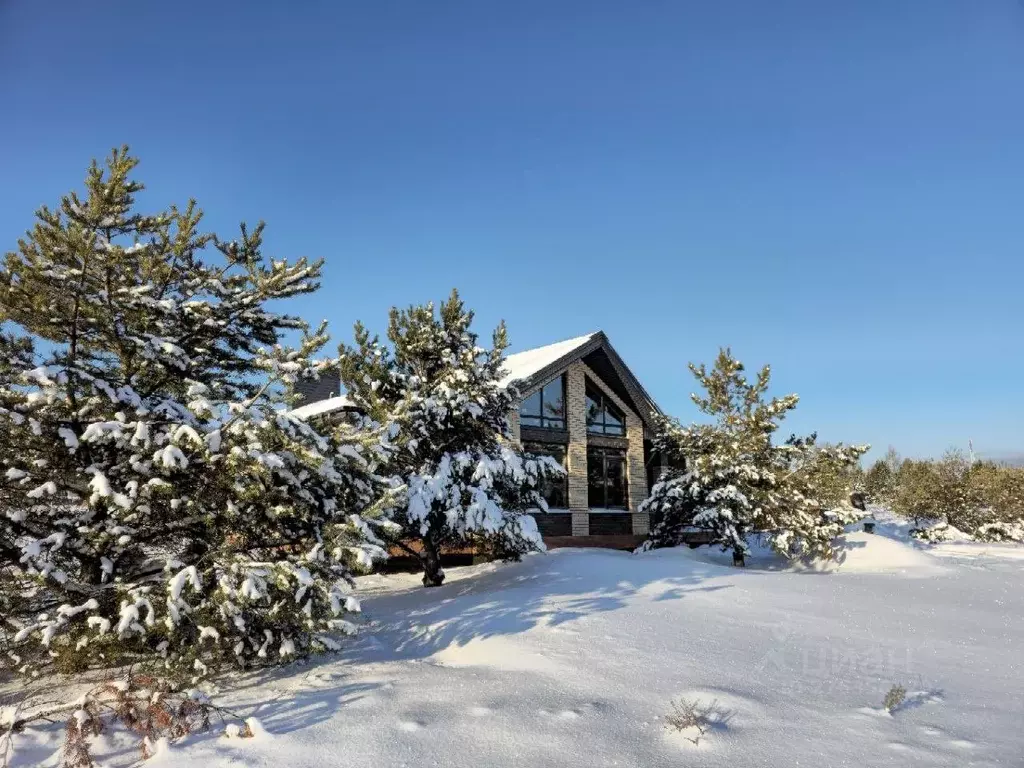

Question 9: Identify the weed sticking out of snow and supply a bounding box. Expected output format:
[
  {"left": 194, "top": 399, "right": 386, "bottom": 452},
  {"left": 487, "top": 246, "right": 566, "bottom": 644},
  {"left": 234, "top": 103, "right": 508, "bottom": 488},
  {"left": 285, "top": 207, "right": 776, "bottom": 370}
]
[
  {"left": 664, "top": 698, "right": 730, "bottom": 746},
  {"left": 883, "top": 684, "right": 907, "bottom": 713}
]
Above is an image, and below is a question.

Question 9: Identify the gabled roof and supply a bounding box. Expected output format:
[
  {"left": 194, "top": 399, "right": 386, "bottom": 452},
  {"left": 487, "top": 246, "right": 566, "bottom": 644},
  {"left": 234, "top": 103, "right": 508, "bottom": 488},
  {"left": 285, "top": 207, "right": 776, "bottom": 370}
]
[
  {"left": 501, "top": 330, "right": 662, "bottom": 429},
  {"left": 290, "top": 330, "right": 661, "bottom": 428},
  {"left": 498, "top": 333, "right": 597, "bottom": 387}
]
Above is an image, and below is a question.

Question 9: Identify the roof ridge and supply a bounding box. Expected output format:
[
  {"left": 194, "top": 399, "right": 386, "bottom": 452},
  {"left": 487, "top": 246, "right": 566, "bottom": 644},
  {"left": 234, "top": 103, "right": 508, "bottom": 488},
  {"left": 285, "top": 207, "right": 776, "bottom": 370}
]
[{"left": 504, "top": 331, "right": 599, "bottom": 358}]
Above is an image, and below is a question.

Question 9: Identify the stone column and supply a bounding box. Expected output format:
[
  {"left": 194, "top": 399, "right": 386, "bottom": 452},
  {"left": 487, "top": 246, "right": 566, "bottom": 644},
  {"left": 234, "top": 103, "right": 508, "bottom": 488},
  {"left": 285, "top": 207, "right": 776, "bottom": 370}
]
[
  {"left": 507, "top": 407, "right": 521, "bottom": 445},
  {"left": 623, "top": 411, "right": 647, "bottom": 535},
  {"left": 565, "top": 362, "right": 589, "bottom": 536}
]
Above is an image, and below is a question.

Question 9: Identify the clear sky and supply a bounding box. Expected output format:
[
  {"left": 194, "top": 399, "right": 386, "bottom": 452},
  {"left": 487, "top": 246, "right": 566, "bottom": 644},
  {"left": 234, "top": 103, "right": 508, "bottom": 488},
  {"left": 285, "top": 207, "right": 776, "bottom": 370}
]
[{"left": 2, "top": 1, "right": 1022, "bottom": 462}]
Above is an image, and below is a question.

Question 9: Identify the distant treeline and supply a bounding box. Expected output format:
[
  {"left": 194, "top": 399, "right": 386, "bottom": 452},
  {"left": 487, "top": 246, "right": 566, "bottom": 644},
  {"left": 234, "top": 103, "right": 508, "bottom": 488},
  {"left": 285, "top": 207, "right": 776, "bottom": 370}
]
[{"left": 863, "top": 449, "right": 1024, "bottom": 542}]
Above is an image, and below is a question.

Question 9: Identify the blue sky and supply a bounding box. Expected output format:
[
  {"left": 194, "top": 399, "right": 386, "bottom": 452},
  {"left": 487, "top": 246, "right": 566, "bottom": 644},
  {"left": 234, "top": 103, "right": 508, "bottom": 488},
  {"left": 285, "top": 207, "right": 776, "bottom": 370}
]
[{"left": 2, "top": 1, "right": 1022, "bottom": 461}]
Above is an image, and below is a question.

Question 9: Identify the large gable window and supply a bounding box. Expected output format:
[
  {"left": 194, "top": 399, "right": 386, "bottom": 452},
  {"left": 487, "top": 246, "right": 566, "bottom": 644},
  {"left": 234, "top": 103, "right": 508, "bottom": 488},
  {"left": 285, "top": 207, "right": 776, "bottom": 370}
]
[
  {"left": 585, "top": 382, "right": 625, "bottom": 436},
  {"left": 519, "top": 375, "right": 565, "bottom": 430}
]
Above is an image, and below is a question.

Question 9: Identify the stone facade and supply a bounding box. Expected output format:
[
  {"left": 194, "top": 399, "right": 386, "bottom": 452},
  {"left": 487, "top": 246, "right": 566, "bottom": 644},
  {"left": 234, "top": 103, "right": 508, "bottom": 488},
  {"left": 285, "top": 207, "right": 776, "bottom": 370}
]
[
  {"left": 512, "top": 359, "right": 650, "bottom": 537},
  {"left": 565, "top": 362, "right": 590, "bottom": 514}
]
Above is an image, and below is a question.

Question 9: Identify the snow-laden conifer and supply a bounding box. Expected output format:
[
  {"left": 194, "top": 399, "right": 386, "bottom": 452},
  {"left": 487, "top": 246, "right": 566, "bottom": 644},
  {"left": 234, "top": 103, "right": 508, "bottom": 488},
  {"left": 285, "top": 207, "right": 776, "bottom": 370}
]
[
  {"left": 339, "top": 291, "right": 559, "bottom": 586},
  {"left": 640, "top": 349, "right": 867, "bottom": 563},
  {"left": 0, "top": 148, "right": 381, "bottom": 679}
]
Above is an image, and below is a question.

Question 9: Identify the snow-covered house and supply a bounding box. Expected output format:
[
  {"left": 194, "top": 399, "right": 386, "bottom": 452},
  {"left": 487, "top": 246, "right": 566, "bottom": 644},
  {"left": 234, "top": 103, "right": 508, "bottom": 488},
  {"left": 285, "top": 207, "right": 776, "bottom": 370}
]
[{"left": 294, "top": 331, "right": 664, "bottom": 541}]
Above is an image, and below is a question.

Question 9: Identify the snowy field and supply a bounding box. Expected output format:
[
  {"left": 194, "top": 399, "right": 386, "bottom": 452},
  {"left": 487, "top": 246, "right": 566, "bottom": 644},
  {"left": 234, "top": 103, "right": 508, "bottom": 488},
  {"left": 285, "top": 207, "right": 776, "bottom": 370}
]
[{"left": 5, "top": 522, "right": 1023, "bottom": 767}]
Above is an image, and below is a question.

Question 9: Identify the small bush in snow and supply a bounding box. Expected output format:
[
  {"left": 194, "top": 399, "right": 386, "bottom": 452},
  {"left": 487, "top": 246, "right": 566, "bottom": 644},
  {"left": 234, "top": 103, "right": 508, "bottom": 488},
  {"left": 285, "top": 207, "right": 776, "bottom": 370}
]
[
  {"left": 883, "top": 684, "right": 907, "bottom": 713},
  {"left": 910, "top": 521, "right": 969, "bottom": 543},
  {"left": 0, "top": 149, "right": 383, "bottom": 680},
  {"left": 664, "top": 698, "right": 717, "bottom": 745}
]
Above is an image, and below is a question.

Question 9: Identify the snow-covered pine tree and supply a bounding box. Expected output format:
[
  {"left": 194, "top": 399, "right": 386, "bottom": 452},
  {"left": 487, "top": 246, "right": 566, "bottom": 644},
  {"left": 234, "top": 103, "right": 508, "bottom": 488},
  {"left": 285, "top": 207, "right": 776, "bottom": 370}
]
[
  {"left": 0, "top": 148, "right": 381, "bottom": 680},
  {"left": 764, "top": 435, "right": 869, "bottom": 558},
  {"left": 339, "top": 290, "right": 559, "bottom": 586},
  {"left": 639, "top": 349, "right": 867, "bottom": 563}
]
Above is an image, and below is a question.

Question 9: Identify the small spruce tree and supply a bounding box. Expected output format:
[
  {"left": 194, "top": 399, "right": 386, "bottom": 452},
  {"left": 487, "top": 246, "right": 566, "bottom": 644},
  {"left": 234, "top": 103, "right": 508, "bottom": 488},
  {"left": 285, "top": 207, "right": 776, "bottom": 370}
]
[
  {"left": 865, "top": 458, "right": 895, "bottom": 503},
  {"left": 0, "top": 149, "right": 380, "bottom": 680},
  {"left": 339, "top": 291, "right": 559, "bottom": 586},
  {"left": 640, "top": 349, "right": 868, "bottom": 563},
  {"left": 891, "top": 458, "right": 941, "bottom": 524}
]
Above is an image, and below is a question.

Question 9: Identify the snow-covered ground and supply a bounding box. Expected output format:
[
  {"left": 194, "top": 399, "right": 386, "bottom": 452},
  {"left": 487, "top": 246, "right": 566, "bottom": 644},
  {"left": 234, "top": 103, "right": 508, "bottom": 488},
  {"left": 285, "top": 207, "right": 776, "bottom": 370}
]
[{"left": 5, "top": 524, "right": 1023, "bottom": 767}]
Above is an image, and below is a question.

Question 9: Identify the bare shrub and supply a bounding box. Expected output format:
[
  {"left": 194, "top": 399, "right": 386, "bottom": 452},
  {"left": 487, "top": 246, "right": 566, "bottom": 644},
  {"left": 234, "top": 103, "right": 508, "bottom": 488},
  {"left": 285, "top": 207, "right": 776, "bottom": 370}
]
[
  {"left": 883, "top": 684, "right": 907, "bottom": 713},
  {"left": 665, "top": 698, "right": 719, "bottom": 745},
  {"left": 0, "top": 672, "right": 252, "bottom": 768}
]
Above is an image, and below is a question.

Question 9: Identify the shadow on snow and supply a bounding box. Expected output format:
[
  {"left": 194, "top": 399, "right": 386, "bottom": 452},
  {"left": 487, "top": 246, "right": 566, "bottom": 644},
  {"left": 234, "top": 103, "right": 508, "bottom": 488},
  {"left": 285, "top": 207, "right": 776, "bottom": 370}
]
[{"left": 346, "top": 548, "right": 736, "bottom": 664}]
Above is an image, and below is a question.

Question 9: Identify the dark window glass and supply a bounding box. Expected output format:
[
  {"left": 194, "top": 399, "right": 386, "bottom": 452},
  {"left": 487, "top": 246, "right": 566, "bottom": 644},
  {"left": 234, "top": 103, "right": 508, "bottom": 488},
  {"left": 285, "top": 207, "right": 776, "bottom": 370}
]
[
  {"left": 519, "top": 375, "right": 566, "bottom": 430},
  {"left": 542, "top": 377, "right": 564, "bottom": 418},
  {"left": 587, "top": 447, "right": 628, "bottom": 509},
  {"left": 605, "top": 454, "right": 625, "bottom": 507},
  {"left": 585, "top": 382, "right": 627, "bottom": 436},
  {"left": 587, "top": 453, "right": 605, "bottom": 506},
  {"left": 521, "top": 390, "right": 542, "bottom": 417},
  {"left": 524, "top": 442, "right": 567, "bottom": 509}
]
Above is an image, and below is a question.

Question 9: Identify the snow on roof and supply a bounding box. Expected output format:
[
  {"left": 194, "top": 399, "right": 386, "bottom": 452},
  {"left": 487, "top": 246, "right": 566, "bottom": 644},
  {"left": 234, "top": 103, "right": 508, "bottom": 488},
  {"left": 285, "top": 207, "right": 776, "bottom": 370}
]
[
  {"left": 288, "top": 395, "right": 355, "bottom": 420},
  {"left": 499, "top": 333, "right": 596, "bottom": 387},
  {"left": 287, "top": 333, "right": 596, "bottom": 417}
]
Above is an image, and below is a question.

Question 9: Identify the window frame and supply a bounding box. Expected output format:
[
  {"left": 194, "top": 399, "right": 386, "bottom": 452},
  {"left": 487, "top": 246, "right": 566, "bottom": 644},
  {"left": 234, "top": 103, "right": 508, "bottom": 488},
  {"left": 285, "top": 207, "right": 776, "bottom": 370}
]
[
  {"left": 519, "top": 374, "right": 566, "bottom": 431},
  {"left": 585, "top": 382, "right": 626, "bottom": 436},
  {"left": 587, "top": 446, "right": 629, "bottom": 510}
]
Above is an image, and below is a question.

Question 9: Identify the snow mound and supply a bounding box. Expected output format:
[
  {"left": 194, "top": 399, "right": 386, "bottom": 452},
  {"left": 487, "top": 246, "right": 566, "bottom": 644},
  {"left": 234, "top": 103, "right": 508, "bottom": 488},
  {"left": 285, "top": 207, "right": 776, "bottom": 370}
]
[
  {"left": 432, "top": 635, "right": 563, "bottom": 674},
  {"left": 829, "top": 532, "right": 944, "bottom": 575}
]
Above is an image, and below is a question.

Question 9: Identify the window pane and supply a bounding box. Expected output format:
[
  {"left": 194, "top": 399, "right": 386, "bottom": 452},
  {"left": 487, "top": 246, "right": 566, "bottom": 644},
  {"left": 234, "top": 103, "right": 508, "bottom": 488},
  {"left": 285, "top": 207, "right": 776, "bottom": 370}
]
[
  {"left": 585, "top": 394, "right": 601, "bottom": 425},
  {"left": 521, "top": 415, "right": 542, "bottom": 427},
  {"left": 520, "top": 390, "right": 542, "bottom": 417},
  {"left": 587, "top": 448, "right": 605, "bottom": 508},
  {"left": 606, "top": 454, "right": 626, "bottom": 507},
  {"left": 542, "top": 377, "right": 564, "bottom": 418},
  {"left": 545, "top": 476, "right": 566, "bottom": 508},
  {"left": 542, "top": 418, "right": 565, "bottom": 430},
  {"left": 605, "top": 406, "right": 623, "bottom": 428},
  {"left": 524, "top": 443, "right": 567, "bottom": 509},
  {"left": 604, "top": 422, "right": 625, "bottom": 436}
]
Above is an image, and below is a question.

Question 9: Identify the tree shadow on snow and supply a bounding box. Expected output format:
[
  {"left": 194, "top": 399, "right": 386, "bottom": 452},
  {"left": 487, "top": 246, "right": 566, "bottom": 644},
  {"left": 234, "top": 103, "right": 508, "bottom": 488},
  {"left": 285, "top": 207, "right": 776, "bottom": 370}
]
[
  {"left": 346, "top": 549, "right": 735, "bottom": 664},
  {"left": 894, "top": 689, "right": 945, "bottom": 713}
]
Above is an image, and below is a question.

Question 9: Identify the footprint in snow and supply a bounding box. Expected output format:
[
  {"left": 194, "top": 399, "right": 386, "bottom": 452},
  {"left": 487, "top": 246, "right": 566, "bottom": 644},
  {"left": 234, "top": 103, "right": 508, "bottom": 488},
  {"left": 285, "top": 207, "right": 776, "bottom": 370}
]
[
  {"left": 398, "top": 720, "right": 425, "bottom": 732},
  {"left": 538, "top": 708, "right": 581, "bottom": 720}
]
